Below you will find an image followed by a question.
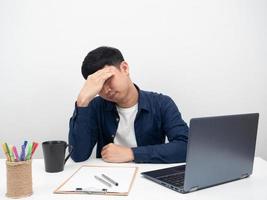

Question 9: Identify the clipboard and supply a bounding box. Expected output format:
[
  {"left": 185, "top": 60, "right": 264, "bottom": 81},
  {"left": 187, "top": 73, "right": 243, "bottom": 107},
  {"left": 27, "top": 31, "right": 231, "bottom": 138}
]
[{"left": 54, "top": 165, "right": 138, "bottom": 196}]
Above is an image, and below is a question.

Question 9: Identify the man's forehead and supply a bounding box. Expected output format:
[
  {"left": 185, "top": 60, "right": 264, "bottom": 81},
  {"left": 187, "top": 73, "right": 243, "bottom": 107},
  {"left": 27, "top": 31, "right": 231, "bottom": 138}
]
[{"left": 104, "top": 65, "right": 119, "bottom": 71}]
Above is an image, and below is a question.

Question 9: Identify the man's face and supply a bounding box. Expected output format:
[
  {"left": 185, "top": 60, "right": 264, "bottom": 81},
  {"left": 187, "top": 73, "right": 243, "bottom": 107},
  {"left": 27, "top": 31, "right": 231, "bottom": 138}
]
[{"left": 98, "top": 62, "right": 131, "bottom": 103}]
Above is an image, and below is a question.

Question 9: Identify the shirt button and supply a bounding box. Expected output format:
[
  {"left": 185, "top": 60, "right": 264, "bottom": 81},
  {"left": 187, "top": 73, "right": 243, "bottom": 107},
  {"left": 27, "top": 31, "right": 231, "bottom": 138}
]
[{"left": 116, "top": 118, "right": 120, "bottom": 122}]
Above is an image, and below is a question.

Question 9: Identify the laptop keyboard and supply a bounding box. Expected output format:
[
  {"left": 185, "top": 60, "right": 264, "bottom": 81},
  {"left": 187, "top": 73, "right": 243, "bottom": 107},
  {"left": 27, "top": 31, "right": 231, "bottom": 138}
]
[{"left": 158, "top": 172, "right": 185, "bottom": 187}]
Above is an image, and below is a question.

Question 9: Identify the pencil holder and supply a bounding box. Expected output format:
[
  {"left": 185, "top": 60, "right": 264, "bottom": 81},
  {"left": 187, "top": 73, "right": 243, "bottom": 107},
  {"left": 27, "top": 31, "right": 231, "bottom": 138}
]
[{"left": 6, "top": 160, "right": 33, "bottom": 198}]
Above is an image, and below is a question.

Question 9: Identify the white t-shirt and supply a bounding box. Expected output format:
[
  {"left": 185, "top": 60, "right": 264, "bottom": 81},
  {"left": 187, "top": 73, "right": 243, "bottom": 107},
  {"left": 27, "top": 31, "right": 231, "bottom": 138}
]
[{"left": 114, "top": 104, "right": 138, "bottom": 147}]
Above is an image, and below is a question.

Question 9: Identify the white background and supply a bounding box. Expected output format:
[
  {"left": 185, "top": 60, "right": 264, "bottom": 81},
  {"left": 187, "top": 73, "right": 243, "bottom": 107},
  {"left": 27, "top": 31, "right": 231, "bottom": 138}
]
[{"left": 0, "top": 0, "right": 266, "bottom": 160}]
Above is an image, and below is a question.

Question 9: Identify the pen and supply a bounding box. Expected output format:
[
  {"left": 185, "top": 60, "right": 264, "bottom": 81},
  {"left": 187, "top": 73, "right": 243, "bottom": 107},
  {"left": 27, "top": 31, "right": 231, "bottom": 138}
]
[
  {"left": 2, "top": 143, "right": 11, "bottom": 161},
  {"left": 20, "top": 141, "right": 27, "bottom": 161},
  {"left": 5, "top": 143, "right": 11, "bottom": 161},
  {"left": 9, "top": 145, "right": 15, "bottom": 162},
  {"left": 26, "top": 143, "right": 32, "bottom": 160},
  {"left": 12, "top": 146, "right": 19, "bottom": 161},
  {"left": 101, "top": 174, "right": 119, "bottom": 186},
  {"left": 30, "top": 142, "right": 39, "bottom": 159},
  {"left": 94, "top": 175, "right": 112, "bottom": 187},
  {"left": 20, "top": 144, "right": 25, "bottom": 161}
]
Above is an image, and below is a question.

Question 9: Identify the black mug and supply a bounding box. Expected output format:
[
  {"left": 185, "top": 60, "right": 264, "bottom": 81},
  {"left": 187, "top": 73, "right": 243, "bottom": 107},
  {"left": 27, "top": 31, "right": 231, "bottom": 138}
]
[{"left": 42, "top": 141, "right": 73, "bottom": 173}]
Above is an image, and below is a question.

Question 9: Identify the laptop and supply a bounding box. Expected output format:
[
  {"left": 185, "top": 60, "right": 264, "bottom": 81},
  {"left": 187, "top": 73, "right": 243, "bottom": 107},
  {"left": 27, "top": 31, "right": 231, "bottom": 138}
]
[{"left": 141, "top": 113, "right": 259, "bottom": 193}]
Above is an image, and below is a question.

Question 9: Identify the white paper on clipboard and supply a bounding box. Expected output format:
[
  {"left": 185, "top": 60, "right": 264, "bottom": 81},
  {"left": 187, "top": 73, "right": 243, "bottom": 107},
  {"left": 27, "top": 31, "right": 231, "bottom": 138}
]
[{"left": 54, "top": 165, "right": 138, "bottom": 196}]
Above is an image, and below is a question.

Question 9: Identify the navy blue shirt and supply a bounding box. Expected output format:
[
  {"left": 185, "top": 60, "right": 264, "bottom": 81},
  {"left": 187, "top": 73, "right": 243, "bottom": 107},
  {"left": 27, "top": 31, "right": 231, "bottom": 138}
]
[{"left": 68, "top": 86, "right": 189, "bottom": 163}]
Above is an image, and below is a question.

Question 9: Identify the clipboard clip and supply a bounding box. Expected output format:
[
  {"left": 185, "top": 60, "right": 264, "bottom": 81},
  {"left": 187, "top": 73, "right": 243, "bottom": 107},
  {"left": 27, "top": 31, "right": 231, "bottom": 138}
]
[{"left": 75, "top": 187, "right": 108, "bottom": 194}]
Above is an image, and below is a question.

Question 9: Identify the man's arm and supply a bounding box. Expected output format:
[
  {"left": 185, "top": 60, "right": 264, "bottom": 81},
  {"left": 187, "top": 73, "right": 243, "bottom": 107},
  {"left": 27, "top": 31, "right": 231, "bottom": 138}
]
[
  {"left": 68, "top": 102, "right": 98, "bottom": 162},
  {"left": 132, "top": 96, "right": 188, "bottom": 163},
  {"left": 69, "top": 67, "right": 115, "bottom": 162},
  {"left": 100, "top": 95, "right": 188, "bottom": 163}
]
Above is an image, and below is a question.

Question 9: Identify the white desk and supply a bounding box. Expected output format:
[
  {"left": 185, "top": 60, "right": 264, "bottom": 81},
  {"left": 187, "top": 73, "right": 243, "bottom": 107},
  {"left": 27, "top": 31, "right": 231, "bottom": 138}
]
[{"left": 1, "top": 157, "right": 267, "bottom": 200}]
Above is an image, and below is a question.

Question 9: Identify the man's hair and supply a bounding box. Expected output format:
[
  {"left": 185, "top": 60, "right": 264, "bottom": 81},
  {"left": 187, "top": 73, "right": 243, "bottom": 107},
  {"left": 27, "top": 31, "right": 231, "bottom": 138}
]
[{"left": 81, "top": 46, "right": 124, "bottom": 79}]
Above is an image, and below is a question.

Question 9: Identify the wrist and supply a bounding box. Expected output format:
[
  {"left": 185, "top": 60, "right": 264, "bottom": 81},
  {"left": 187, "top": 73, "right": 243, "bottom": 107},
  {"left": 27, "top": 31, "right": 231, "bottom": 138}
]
[
  {"left": 77, "top": 93, "right": 94, "bottom": 107},
  {"left": 77, "top": 100, "right": 88, "bottom": 107},
  {"left": 128, "top": 148, "right": 134, "bottom": 162}
]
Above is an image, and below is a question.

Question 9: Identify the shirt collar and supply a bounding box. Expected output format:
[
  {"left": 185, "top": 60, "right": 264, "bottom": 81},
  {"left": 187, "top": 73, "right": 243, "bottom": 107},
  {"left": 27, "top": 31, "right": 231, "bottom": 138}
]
[{"left": 104, "top": 84, "right": 150, "bottom": 112}]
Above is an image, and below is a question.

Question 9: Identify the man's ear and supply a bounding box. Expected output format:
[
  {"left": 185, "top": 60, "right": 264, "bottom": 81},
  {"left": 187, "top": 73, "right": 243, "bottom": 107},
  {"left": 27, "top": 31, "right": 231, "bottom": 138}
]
[{"left": 119, "top": 61, "right": 129, "bottom": 75}]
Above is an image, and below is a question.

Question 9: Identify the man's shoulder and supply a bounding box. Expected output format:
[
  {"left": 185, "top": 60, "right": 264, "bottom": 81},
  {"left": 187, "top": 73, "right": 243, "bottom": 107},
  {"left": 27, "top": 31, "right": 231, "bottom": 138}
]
[
  {"left": 139, "top": 89, "right": 181, "bottom": 115},
  {"left": 140, "top": 89, "right": 173, "bottom": 102},
  {"left": 139, "top": 89, "right": 176, "bottom": 112}
]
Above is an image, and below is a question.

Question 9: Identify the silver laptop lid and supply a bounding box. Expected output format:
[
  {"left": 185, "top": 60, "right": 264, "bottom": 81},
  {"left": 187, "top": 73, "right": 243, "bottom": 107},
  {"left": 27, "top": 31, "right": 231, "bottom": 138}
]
[{"left": 184, "top": 113, "right": 259, "bottom": 192}]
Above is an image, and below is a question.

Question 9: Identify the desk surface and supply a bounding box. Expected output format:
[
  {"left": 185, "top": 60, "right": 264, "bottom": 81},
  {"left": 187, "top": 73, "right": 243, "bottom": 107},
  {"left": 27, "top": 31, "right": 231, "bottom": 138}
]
[{"left": 1, "top": 157, "right": 267, "bottom": 200}]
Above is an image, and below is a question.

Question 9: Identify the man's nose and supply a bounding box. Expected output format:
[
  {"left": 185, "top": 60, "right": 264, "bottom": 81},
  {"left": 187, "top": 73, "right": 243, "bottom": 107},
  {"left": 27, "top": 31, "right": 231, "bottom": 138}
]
[{"left": 103, "top": 84, "right": 111, "bottom": 94}]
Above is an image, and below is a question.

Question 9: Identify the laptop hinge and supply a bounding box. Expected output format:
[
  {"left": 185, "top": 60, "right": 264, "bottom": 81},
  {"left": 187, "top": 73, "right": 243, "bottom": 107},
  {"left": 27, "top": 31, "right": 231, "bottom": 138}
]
[
  {"left": 241, "top": 173, "right": 249, "bottom": 179},
  {"left": 189, "top": 186, "right": 199, "bottom": 192}
]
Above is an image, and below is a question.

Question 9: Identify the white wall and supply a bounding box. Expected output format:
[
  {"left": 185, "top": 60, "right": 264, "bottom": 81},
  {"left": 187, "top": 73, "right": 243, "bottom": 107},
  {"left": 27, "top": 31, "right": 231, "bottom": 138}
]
[{"left": 0, "top": 0, "right": 266, "bottom": 160}]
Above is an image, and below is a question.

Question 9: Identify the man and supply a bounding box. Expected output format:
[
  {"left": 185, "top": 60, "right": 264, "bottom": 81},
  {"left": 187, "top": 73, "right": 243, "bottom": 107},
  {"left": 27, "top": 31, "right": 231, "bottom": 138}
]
[{"left": 69, "top": 46, "right": 188, "bottom": 163}]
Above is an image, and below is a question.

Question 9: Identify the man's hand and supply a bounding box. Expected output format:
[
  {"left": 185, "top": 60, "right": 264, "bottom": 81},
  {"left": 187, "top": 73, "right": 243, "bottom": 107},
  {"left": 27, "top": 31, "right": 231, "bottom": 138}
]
[
  {"left": 101, "top": 143, "right": 134, "bottom": 163},
  {"left": 77, "top": 67, "right": 115, "bottom": 107}
]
